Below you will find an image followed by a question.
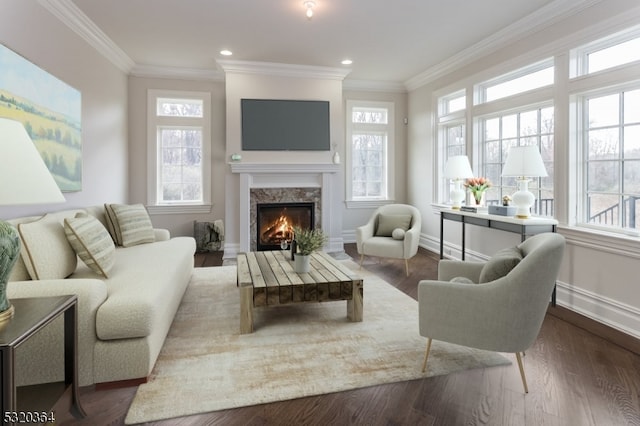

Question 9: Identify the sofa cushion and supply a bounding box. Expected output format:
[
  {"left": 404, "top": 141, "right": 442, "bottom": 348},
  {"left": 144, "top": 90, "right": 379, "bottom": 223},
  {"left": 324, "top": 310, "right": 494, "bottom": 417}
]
[
  {"left": 17, "top": 213, "right": 77, "bottom": 280},
  {"left": 479, "top": 246, "right": 523, "bottom": 283},
  {"left": 89, "top": 236, "right": 196, "bottom": 341},
  {"left": 64, "top": 212, "right": 116, "bottom": 277},
  {"left": 108, "top": 203, "right": 155, "bottom": 247},
  {"left": 375, "top": 214, "right": 412, "bottom": 237}
]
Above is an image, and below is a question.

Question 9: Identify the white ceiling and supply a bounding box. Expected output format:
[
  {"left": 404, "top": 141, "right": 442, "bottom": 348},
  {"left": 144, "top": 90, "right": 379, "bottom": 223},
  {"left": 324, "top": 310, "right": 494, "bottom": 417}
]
[{"left": 65, "top": 0, "right": 590, "bottom": 86}]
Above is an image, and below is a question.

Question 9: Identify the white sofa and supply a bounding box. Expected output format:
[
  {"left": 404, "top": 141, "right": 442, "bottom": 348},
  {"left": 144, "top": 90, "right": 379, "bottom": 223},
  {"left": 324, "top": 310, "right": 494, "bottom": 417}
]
[{"left": 7, "top": 205, "right": 196, "bottom": 387}]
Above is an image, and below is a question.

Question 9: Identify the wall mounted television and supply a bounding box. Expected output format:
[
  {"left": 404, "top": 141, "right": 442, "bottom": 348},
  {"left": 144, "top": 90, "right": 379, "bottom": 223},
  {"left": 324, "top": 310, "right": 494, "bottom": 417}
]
[{"left": 241, "top": 99, "right": 330, "bottom": 151}]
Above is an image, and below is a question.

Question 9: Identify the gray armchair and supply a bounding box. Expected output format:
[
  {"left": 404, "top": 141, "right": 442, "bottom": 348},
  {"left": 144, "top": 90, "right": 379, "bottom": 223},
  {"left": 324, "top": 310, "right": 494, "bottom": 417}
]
[
  {"left": 356, "top": 204, "right": 421, "bottom": 276},
  {"left": 418, "top": 232, "right": 565, "bottom": 393}
]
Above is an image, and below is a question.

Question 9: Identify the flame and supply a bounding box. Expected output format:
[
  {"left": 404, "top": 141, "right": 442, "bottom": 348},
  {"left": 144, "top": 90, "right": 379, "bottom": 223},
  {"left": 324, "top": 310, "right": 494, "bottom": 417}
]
[{"left": 261, "top": 214, "right": 294, "bottom": 244}]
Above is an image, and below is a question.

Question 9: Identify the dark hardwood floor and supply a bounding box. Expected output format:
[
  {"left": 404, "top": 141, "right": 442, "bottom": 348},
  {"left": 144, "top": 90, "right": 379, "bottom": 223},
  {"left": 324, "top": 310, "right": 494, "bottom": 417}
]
[{"left": 58, "top": 244, "right": 640, "bottom": 426}]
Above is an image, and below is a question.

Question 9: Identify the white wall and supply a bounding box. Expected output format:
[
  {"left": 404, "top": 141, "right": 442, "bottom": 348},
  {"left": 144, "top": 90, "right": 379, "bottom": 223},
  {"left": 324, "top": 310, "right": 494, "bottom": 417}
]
[
  {"left": 341, "top": 89, "right": 409, "bottom": 243},
  {"left": 407, "top": 0, "right": 640, "bottom": 339},
  {"left": 127, "top": 76, "right": 227, "bottom": 236},
  {"left": 0, "top": 0, "right": 128, "bottom": 220}
]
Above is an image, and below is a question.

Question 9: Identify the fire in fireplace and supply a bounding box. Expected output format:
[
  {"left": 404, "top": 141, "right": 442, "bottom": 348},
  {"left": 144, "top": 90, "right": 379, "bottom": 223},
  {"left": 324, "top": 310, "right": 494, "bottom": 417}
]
[{"left": 256, "top": 202, "right": 314, "bottom": 251}]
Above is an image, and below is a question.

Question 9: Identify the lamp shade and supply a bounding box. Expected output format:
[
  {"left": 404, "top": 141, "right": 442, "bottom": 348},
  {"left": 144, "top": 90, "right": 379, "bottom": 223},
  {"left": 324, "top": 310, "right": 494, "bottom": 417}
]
[
  {"left": 502, "top": 146, "right": 548, "bottom": 178},
  {"left": 443, "top": 155, "right": 474, "bottom": 179},
  {"left": 0, "top": 118, "right": 65, "bottom": 205}
]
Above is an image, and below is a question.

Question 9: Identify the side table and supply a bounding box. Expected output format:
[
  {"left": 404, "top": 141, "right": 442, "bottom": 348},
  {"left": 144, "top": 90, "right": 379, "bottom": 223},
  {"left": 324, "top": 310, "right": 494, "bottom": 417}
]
[{"left": 0, "top": 295, "right": 86, "bottom": 425}]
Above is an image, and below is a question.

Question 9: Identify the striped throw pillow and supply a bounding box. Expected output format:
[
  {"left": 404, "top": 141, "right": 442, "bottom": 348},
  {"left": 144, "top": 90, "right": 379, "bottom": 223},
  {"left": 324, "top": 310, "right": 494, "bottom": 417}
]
[
  {"left": 64, "top": 213, "right": 115, "bottom": 277},
  {"left": 109, "top": 203, "right": 155, "bottom": 247}
]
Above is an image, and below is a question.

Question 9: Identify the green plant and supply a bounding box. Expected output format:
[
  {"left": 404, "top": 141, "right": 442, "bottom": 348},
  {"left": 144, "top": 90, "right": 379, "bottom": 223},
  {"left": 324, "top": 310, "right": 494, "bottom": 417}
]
[{"left": 292, "top": 226, "right": 327, "bottom": 255}]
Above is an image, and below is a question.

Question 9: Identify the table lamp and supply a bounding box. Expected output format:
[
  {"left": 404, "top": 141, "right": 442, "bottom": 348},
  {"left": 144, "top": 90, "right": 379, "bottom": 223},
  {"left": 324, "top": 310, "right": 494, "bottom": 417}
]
[
  {"left": 501, "top": 146, "right": 548, "bottom": 218},
  {"left": 443, "top": 155, "right": 474, "bottom": 210},
  {"left": 0, "top": 118, "right": 65, "bottom": 322}
]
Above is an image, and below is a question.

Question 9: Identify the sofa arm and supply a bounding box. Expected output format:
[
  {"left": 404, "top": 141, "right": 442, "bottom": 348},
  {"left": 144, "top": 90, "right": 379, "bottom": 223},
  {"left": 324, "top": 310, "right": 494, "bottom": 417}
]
[
  {"left": 154, "top": 228, "right": 170, "bottom": 241},
  {"left": 7, "top": 278, "right": 108, "bottom": 386}
]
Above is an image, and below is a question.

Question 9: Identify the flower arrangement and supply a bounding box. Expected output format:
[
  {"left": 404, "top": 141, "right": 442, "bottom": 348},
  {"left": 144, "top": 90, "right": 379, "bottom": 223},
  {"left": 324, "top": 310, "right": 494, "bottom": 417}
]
[
  {"left": 292, "top": 226, "right": 327, "bottom": 255},
  {"left": 464, "top": 177, "right": 492, "bottom": 204}
]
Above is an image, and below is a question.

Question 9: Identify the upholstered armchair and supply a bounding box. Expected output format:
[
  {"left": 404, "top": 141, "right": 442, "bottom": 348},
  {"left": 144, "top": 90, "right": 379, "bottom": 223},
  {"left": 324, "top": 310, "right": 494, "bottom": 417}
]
[
  {"left": 356, "top": 204, "right": 421, "bottom": 276},
  {"left": 418, "top": 232, "right": 565, "bottom": 393}
]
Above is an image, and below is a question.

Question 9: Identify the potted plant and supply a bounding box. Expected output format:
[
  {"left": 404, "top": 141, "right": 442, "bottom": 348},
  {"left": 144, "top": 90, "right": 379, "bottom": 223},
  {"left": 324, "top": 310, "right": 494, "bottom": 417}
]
[{"left": 292, "top": 226, "right": 327, "bottom": 273}]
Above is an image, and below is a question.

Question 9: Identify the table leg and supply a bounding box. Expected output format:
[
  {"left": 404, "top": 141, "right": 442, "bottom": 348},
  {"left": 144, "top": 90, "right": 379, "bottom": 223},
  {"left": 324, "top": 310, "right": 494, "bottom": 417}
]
[
  {"left": 347, "top": 279, "right": 363, "bottom": 322},
  {"left": 64, "top": 302, "right": 86, "bottom": 418},
  {"left": 439, "top": 213, "right": 444, "bottom": 259},
  {"left": 461, "top": 222, "right": 466, "bottom": 261},
  {"left": 239, "top": 285, "right": 254, "bottom": 334}
]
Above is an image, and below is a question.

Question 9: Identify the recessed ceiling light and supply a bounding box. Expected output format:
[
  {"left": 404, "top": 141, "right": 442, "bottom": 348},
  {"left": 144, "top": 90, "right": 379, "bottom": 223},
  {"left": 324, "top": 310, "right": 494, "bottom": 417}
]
[
  {"left": 220, "top": 49, "right": 233, "bottom": 56},
  {"left": 341, "top": 59, "right": 352, "bottom": 65}
]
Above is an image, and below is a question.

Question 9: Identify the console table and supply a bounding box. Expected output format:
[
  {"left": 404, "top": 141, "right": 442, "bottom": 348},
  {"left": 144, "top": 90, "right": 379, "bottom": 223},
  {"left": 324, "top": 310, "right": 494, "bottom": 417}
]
[
  {"left": 439, "top": 209, "right": 559, "bottom": 305},
  {"left": 0, "top": 295, "right": 86, "bottom": 425}
]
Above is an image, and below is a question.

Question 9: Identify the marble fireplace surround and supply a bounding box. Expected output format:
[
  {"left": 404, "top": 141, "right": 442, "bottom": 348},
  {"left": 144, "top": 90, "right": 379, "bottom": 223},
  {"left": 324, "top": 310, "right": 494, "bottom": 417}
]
[{"left": 230, "top": 163, "right": 341, "bottom": 254}]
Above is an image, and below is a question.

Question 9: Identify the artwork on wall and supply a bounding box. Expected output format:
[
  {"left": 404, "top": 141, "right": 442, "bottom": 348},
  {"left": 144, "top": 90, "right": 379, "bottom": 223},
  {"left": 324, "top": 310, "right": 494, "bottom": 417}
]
[{"left": 0, "top": 43, "right": 82, "bottom": 192}]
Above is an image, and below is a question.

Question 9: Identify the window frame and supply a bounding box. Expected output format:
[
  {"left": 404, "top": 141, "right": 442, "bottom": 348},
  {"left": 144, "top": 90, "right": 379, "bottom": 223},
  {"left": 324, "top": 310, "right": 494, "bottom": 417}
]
[
  {"left": 345, "top": 100, "right": 395, "bottom": 208},
  {"left": 575, "top": 84, "right": 640, "bottom": 236},
  {"left": 437, "top": 89, "right": 467, "bottom": 205},
  {"left": 570, "top": 25, "right": 640, "bottom": 78},
  {"left": 147, "top": 89, "right": 212, "bottom": 214},
  {"left": 475, "top": 58, "right": 554, "bottom": 105},
  {"left": 476, "top": 103, "right": 555, "bottom": 216}
]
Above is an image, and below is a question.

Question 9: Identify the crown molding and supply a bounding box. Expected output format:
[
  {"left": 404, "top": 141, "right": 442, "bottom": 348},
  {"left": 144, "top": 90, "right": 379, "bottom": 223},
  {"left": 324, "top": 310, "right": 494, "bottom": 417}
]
[
  {"left": 404, "top": 0, "right": 602, "bottom": 91},
  {"left": 217, "top": 59, "right": 351, "bottom": 80},
  {"left": 38, "top": 0, "right": 135, "bottom": 73},
  {"left": 343, "top": 79, "right": 407, "bottom": 93},
  {"left": 130, "top": 65, "right": 225, "bottom": 82}
]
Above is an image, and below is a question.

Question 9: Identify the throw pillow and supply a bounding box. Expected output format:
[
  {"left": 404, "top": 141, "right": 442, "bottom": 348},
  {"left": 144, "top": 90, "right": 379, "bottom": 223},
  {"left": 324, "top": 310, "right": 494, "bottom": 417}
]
[
  {"left": 104, "top": 203, "right": 123, "bottom": 246},
  {"left": 17, "top": 214, "right": 78, "bottom": 280},
  {"left": 375, "top": 214, "right": 412, "bottom": 237},
  {"left": 391, "top": 228, "right": 406, "bottom": 240},
  {"left": 64, "top": 212, "right": 116, "bottom": 277},
  {"left": 478, "top": 246, "right": 523, "bottom": 283},
  {"left": 109, "top": 203, "right": 155, "bottom": 247},
  {"left": 450, "top": 276, "right": 475, "bottom": 284}
]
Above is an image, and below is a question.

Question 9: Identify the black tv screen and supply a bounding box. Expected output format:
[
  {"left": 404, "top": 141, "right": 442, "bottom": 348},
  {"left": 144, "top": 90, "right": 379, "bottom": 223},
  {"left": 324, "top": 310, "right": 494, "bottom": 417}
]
[{"left": 241, "top": 99, "right": 330, "bottom": 151}]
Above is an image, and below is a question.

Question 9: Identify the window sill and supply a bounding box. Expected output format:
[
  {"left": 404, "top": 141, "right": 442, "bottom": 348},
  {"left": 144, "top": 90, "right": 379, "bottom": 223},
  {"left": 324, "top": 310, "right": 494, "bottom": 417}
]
[
  {"left": 559, "top": 225, "right": 640, "bottom": 259},
  {"left": 345, "top": 199, "right": 395, "bottom": 209},
  {"left": 147, "top": 204, "right": 212, "bottom": 215}
]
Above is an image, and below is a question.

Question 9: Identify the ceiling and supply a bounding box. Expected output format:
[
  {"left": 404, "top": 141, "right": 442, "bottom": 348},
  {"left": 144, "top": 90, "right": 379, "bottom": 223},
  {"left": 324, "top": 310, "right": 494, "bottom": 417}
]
[{"left": 66, "top": 0, "right": 586, "bottom": 86}]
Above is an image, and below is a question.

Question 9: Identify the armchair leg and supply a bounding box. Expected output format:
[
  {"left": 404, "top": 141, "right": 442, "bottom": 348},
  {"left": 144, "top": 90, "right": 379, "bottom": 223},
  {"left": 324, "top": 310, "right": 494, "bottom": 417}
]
[
  {"left": 405, "top": 259, "right": 409, "bottom": 277},
  {"left": 421, "top": 338, "right": 432, "bottom": 373},
  {"left": 515, "top": 352, "right": 529, "bottom": 393},
  {"left": 359, "top": 254, "right": 364, "bottom": 269}
]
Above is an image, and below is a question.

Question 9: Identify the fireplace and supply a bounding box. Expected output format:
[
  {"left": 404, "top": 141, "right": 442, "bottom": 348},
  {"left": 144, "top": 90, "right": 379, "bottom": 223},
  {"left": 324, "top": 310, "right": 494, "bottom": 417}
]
[{"left": 256, "top": 202, "right": 315, "bottom": 251}]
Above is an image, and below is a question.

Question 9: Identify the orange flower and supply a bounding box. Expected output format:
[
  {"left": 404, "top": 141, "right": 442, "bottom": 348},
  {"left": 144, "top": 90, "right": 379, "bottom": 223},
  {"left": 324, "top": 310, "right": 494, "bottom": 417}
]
[{"left": 464, "top": 177, "right": 492, "bottom": 192}]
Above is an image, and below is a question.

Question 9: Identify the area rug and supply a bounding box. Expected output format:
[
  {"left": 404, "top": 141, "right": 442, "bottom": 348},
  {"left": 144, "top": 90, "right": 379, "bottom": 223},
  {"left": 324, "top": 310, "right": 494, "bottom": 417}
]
[{"left": 125, "top": 261, "right": 510, "bottom": 424}]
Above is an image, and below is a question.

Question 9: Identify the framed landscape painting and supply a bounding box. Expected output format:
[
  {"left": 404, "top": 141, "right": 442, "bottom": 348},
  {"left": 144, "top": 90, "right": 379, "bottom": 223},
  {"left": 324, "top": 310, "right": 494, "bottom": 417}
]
[{"left": 0, "top": 43, "right": 82, "bottom": 191}]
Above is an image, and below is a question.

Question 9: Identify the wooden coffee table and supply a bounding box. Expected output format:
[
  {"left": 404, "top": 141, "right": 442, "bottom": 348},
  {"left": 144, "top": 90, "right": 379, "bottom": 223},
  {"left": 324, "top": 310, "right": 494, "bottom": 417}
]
[{"left": 236, "top": 250, "right": 363, "bottom": 334}]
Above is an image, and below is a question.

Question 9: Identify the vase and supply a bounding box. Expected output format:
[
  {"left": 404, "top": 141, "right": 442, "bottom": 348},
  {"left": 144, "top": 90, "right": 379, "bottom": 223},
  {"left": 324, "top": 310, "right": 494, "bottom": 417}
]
[
  {"left": 472, "top": 191, "right": 486, "bottom": 207},
  {"left": 294, "top": 254, "right": 311, "bottom": 273}
]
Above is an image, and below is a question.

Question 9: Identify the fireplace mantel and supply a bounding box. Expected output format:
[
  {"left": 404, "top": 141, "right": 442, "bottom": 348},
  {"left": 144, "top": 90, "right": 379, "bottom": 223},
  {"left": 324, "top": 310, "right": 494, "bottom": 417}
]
[
  {"left": 230, "top": 162, "right": 340, "bottom": 174},
  {"left": 230, "top": 162, "right": 342, "bottom": 255}
]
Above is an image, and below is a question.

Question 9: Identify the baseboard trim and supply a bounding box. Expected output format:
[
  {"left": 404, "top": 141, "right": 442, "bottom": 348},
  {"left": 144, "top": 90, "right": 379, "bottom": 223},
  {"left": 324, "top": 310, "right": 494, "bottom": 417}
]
[
  {"left": 95, "top": 377, "right": 147, "bottom": 390},
  {"left": 547, "top": 305, "right": 640, "bottom": 356}
]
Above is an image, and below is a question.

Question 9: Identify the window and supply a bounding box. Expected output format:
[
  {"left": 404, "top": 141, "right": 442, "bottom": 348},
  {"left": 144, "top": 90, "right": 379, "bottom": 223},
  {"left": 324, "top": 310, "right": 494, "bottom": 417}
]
[
  {"left": 480, "top": 106, "right": 555, "bottom": 216},
  {"left": 437, "top": 90, "right": 467, "bottom": 204},
  {"left": 572, "top": 26, "right": 640, "bottom": 76},
  {"left": 476, "top": 59, "right": 554, "bottom": 104},
  {"left": 580, "top": 88, "right": 640, "bottom": 232},
  {"left": 147, "top": 90, "right": 211, "bottom": 213},
  {"left": 346, "top": 100, "right": 394, "bottom": 205}
]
